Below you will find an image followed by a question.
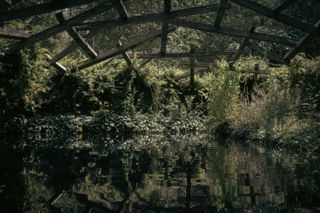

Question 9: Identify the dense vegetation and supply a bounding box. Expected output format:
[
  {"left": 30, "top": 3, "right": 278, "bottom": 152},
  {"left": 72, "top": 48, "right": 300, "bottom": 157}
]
[{"left": 1, "top": 0, "right": 320, "bottom": 156}]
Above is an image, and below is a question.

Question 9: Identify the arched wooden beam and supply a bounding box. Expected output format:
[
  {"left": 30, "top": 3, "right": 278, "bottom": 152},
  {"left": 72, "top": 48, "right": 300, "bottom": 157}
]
[
  {"left": 171, "top": 19, "right": 296, "bottom": 45},
  {"left": 5, "top": 1, "right": 113, "bottom": 54},
  {"left": 74, "top": 3, "right": 230, "bottom": 31},
  {"left": 0, "top": 0, "right": 102, "bottom": 22},
  {"left": 230, "top": 0, "right": 320, "bottom": 37}
]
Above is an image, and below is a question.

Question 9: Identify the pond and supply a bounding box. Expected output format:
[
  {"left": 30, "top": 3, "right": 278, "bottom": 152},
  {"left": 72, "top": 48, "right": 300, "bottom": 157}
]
[{"left": 0, "top": 133, "right": 320, "bottom": 212}]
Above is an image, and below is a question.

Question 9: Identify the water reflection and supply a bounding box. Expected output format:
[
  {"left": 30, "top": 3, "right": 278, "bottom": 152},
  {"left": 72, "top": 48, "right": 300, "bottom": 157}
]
[{"left": 0, "top": 134, "right": 320, "bottom": 212}]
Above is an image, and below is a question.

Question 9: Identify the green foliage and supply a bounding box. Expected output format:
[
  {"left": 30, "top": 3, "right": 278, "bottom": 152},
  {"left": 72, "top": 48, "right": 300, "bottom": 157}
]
[{"left": 208, "top": 60, "right": 240, "bottom": 126}]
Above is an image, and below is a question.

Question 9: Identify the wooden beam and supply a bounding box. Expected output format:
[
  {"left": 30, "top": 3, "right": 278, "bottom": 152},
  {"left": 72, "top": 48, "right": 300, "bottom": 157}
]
[
  {"left": 6, "top": 1, "right": 113, "bottom": 54},
  {"left": 160, "top": 0, "right": 171, "bottom": 55},
  {"left": 230, "top": 0, "right": 320, "bottom": 37},
  {"left": 246, "top": 42, "right": 286, "bottom": 64},
  {"left": 55, "top": 12, "right": 97, "bottom": 59},
  {"left": 284, "top": 19, "right": 320, "bottom": 61},
  {"left": 0, "top": 26, "right": 30, "bottom": 39},
  {"left": 273, "top": 0, "right": 298, "bottom": 14},
  {"left": 46, "top": 53, "right": 67, "bottom": 73},
  {"left": 76, "top": 28, "right": 175, "bottom": 71},
  {"left": 232, "top": 37, "right": 286, "bottom": 63},
  {"left": 233, "top": 24, "right": 256, "bottom": 61},
  {"left": 189, "top": 48, "right": 195, "bottom": 88},
  {"left": 49, "top": 29, "right": 101, "bottom": 64},
  {"left": 214, "top": 0, "right": 228, "bottom": 29},
  {"left": 51, "top": 3, "right": 222, "bottom": 63},
  {"left": 114, "top": 0, "right": 129, "bottom": 19},
  {"left": 52, "top": 61, "right": 67, "bottom": 73},
  {"left": 171, "top": 19, "right": 296, "bottom": 45},
  {"left": 74, "top": 3, "right": 230, "bottom": 31},
  {"left": 117, "top": 40, "right": 133, "bottom": 67},
  {"left": 0, "top": 0, "right": 100, "bottom": 21},
  {"left": 131, "top": 50, "right": 235, "bottom": 59}
]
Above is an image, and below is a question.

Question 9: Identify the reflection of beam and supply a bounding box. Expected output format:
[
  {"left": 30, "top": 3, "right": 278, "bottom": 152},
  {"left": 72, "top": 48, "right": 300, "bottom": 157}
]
[
  {"left": 0, "top": 27, "right": 30, "bottom": 39},
  {"left": 76, "top": 28, "right": 175, "bottom": 71},
  {"left": 214, "top": 0, "right": 228, "bottom": 29},
  {"left": 0, "top": 0, "right": 99, "bottom": 21},
  {"left": 273, "top": 0, "right": 298, "bottom": 14},
  {"left": 56, "top": 12, "right": 97, "bottom": 59},
  {"left": 6, "top": 1, "right": 113, "bottom": 54},
  {"left": 172, "top": 19, "right": 296, "bottom": 45},
  {"left": 132, "top": 50, "right": 235, "bottom": 59},
  {"left": 230, "top": 0, "right": 320, "bottom": 36},
  {"left": 75, "top": 3, "right": 229, "bottom": 31},
  {"left": 284, "top": 19, "right": 320, "bottom": 61}
]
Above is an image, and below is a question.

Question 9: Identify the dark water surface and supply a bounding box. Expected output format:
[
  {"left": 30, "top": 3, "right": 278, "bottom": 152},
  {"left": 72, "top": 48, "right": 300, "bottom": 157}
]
[{"left": 0, "top": 134, "right": 320, "bottom": 212}]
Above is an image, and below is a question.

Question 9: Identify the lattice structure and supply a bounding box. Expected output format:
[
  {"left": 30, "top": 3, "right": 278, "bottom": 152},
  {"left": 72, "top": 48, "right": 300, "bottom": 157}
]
[{"left": 1, "top": 0, "right": 320, "bottom": 77}]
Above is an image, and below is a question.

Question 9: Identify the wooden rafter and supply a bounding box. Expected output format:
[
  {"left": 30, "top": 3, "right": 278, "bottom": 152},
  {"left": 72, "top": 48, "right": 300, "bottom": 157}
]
[
  {"left": 273, "top": 0, "right": 299, "bottom": 14},
  {"left": 214, "top": 0, "right": 229, "bottom": 29},
  {"left": 0, "top": 27, "right": 30, "bottom": 39},
  {"left": 171, "top": 19, "right": 296, "bottom": 45},
  {"left": 5, "top": 1, "right": 113, "bottom": 54},
  {"left": 233, "top": 24, "right": 256, "bottom": 61},
  {"left": 76, "top": 28, "right": 175, "bottom": 71},
  {"left": 160, "top": 0, "right": 171, "bottom": 55},
  {"left": 230, "top": 0, "right": 320, "bottom": 37},
  {"left": 74, "top": 3, "right": 230, "bottom": 31},
  {"left": 284, "top": 19, "right": 320, "bottom": 61},
  {"left": 0, "top": 0, "right": 100, "bottom": 22},
  {"left": 55, "top": 12, "right": 97, "bottom": 59}
]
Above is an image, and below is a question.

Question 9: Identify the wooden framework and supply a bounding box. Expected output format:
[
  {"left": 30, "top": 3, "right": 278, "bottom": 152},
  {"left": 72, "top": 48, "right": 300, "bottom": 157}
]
[{"left": 1, "top": 0, "right": 319, "bottom": 73}]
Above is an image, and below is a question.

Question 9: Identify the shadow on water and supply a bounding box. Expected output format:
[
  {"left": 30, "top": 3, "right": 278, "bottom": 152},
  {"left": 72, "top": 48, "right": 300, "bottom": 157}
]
[{"left": 0, "top": 133, "right": 320, "bottom": 212}]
